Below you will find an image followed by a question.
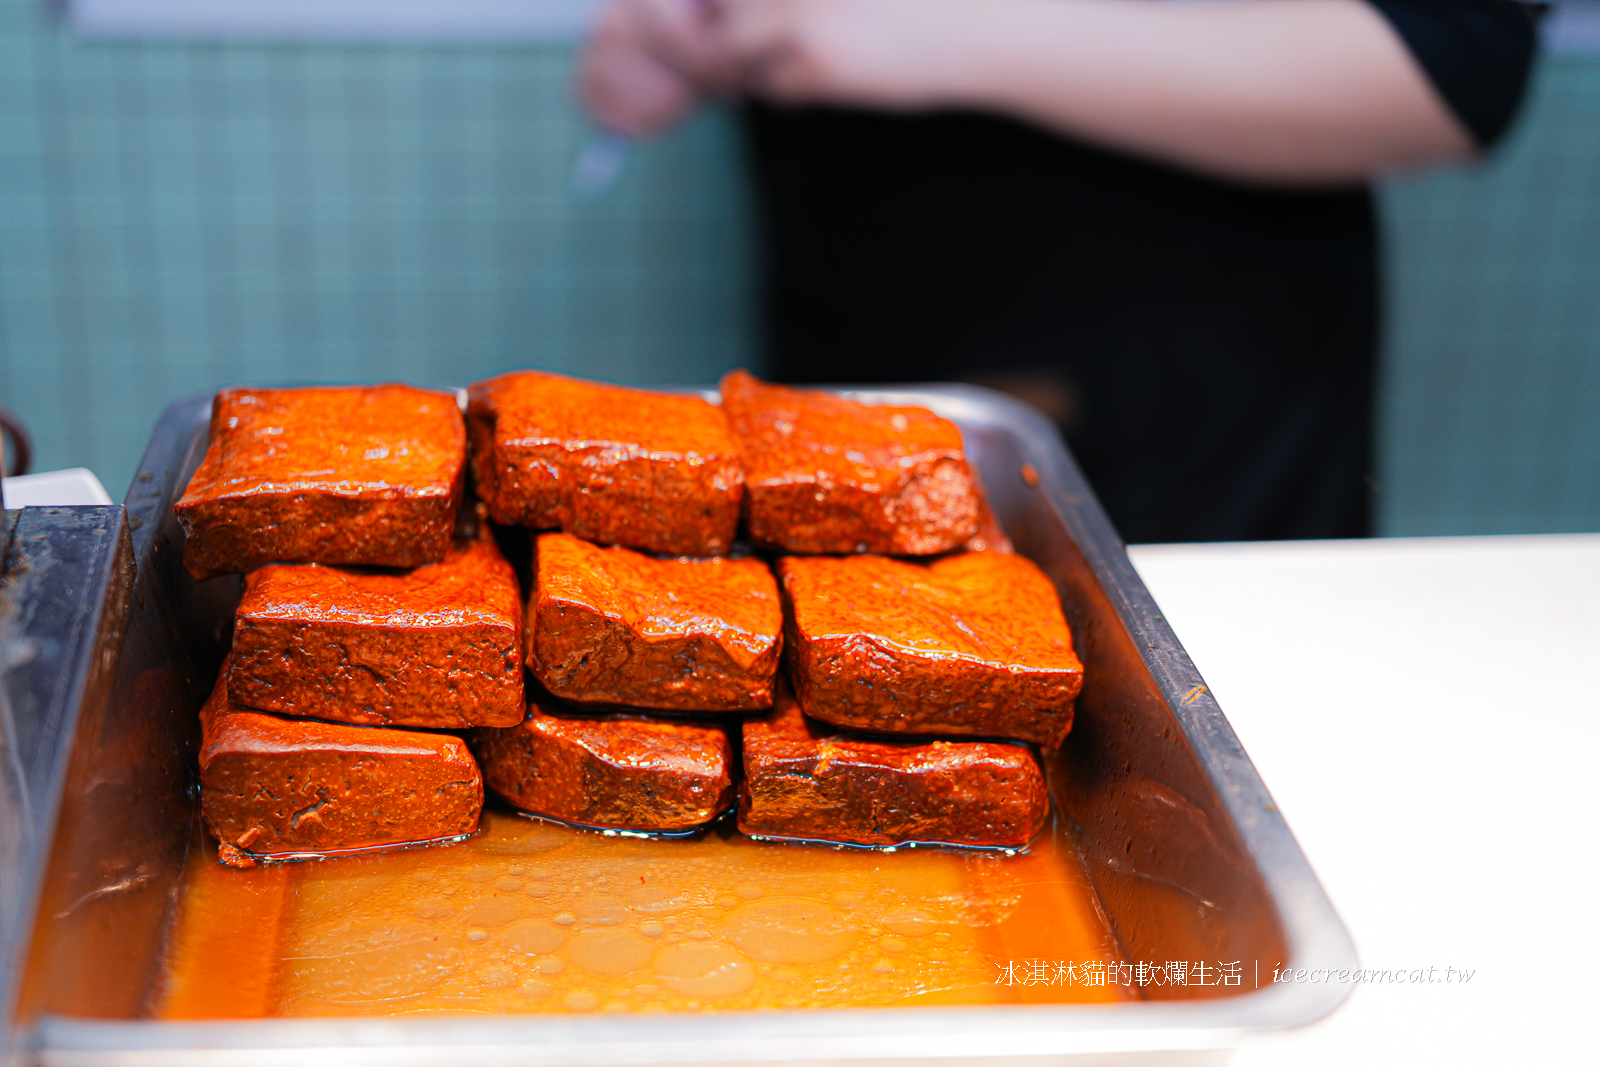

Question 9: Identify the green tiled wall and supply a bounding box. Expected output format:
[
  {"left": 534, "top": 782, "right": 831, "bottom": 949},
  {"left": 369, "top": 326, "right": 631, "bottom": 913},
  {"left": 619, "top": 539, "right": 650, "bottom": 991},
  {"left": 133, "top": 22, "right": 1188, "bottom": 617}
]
[
  {"left": 1377, "top": 57, "right": 1600, "bottom": 536},
  {"left": 2, "top": 0, "right": 1597, "bottom": 537},
  {"left": 0, "top": 3, "right": 756, "bottom": 496}
]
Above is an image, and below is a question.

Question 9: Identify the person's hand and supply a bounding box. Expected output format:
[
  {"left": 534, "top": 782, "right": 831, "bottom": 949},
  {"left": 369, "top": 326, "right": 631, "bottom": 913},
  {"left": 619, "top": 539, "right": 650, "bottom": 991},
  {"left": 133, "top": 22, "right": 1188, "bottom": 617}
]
[
  {"left": 579, "top": 0, "right": 725, "bottom": 138},
  {"left": 706, "top": 0, "right": 976, "bottom": 110}
]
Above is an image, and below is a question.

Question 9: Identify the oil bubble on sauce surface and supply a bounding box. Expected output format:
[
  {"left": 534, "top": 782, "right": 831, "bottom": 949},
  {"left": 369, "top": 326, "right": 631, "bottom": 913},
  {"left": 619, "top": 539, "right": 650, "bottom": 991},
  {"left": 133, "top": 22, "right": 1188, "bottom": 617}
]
[
  {"left": 722, "top": 898, "right": 858, "bottom": 964},
  {"left": 156, "top": 810, "right": 1129, "bottom": 1018}
]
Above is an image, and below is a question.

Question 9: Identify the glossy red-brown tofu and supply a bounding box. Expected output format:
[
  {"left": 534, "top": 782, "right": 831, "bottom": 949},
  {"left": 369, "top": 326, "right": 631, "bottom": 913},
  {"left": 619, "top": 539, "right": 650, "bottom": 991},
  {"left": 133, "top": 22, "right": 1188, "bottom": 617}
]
[
  {"left": 175, "top": 384, "right": 465, "bottom": 580},
  {"left": 470, "top": 702, "right": 734, "bottom": 833},
  {"left": 779, "top": 552, "right": 1083, "bottom": 747},
  {"left": 199, "top": 665, "right": 484, "bottom": 865},
  {"left": 739, "top": 693, "right": 1048, "bottom": 848},
  {"left": 719, "top": 370, "right": 980, "bottom": 555},
  {"left": 528, "top": 532, "right": 782, "bottom": 712},
  {"left": 467, "top": 371, "right": 744, "bottom": 557},
  {"left": 228, "top": 533, "right": 523, "bottom": 729}
]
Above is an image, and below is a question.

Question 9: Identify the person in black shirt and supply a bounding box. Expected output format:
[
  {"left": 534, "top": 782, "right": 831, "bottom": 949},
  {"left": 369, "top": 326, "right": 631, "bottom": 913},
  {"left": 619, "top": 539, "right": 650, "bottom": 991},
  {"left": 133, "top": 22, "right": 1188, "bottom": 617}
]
[{"left": 579, "top": 0, "right": 1538, "bottom": 542}]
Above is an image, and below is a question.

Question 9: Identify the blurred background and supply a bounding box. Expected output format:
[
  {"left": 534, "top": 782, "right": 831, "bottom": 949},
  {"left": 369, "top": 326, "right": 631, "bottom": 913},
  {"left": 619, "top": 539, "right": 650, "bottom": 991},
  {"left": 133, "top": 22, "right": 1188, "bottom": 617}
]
[{"left": 1, "top": 0, "right": 1597, "bottom": 536}]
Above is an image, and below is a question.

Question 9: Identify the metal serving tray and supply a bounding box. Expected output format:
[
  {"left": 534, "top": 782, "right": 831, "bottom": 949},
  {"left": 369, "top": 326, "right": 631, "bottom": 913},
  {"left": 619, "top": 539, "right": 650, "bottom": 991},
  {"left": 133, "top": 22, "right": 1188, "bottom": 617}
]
[{"left": 10, "top": 384, "right": 1356, "bottom": 1066}]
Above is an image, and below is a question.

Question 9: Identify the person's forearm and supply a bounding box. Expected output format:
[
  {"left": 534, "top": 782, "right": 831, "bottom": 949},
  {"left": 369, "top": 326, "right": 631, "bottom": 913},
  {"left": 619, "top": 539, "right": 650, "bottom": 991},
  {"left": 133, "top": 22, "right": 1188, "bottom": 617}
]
[{"left": 925, "top": 0, "right": 1473, "bottom": 184}]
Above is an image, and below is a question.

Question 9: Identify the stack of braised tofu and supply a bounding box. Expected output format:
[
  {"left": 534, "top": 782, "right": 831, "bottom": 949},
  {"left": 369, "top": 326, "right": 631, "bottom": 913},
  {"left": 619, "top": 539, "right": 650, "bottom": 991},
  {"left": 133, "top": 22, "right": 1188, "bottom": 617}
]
[
  {"left": 177, "top": 385, "right": 519, "bottom": 866},
  {"left": 176, "top": 370, "right": 1084, "bottom": 865}
]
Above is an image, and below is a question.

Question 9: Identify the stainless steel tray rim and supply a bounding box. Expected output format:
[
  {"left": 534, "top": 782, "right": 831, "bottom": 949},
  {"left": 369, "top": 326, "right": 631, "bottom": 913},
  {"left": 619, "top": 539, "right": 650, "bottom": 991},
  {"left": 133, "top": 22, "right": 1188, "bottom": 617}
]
[{"left": 37, "top": 975, "right": 1343, "bottom": 1051}]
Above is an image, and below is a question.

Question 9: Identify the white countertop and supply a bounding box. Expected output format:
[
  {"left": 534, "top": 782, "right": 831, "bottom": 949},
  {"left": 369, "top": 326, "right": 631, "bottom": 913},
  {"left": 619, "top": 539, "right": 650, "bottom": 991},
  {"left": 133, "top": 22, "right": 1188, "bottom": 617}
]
[
  {"left": 1, "top": 468, "right": 113, "bottom": 508},
  {"left": 1127, "top": 534, "right": 1600, "bottom": 1065}
]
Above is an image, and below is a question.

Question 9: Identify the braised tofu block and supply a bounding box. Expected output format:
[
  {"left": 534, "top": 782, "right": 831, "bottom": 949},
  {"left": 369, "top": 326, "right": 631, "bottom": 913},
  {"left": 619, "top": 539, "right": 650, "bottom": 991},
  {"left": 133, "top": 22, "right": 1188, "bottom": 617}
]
[
  {"left": 470, "top": 702, "right": 734, "bottom": 832},
  {"left": 228, "top": 534, "right": 523, "bottom": 729},
  {"left": 467, "top": 371, "right": 744, "bottom": 557},
  {"left": 739, "top": 693, "right": 1048, "bottom": 848},
  {"left": 779, "top": 552, "right": 1083, "bottom": 747},
  {"left": 528, "top": 532, "right": 782, "bottom": 712},
  {"left": 175, "top": 384, "right": 465, "bottom": 580},
  {"left": 719, "top": 369, "right": 980, "bottom": 555},
  {"left": 199, "top": 666, "right": 483, "bottom": 865}
]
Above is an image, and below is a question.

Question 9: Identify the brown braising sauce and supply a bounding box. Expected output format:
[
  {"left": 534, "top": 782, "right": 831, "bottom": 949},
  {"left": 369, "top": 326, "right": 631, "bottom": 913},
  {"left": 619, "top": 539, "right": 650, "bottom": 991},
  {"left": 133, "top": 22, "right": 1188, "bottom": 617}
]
[{"left": 156, "top": 808, "right": 1129, "bottom": 1017}]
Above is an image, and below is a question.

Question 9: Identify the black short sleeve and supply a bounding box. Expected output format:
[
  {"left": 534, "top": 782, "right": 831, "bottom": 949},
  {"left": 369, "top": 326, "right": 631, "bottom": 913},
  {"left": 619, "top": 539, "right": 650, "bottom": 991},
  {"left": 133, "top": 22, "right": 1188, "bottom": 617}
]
[{"left": 1369, "top": 0, "right": 1541, "bottom": 147}]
